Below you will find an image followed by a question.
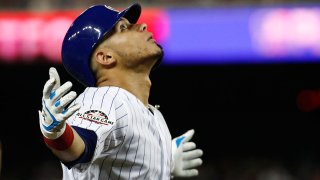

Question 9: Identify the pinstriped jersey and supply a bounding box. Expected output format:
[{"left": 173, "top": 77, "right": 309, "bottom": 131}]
[{"left": 62, "top": 86, "right": 172, "bottom": 180}]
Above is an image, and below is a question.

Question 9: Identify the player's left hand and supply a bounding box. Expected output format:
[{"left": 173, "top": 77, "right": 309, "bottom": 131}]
[{"left": 171, "top": 129, "right": 203, "bottom": 178}]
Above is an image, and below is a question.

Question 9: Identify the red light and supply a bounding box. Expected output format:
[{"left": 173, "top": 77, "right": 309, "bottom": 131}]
[
  {"left": 296, "top": 90, "right": 320, "bottom": 112},
  {"left": 0, "top": 9, "right": 167, "bottom": 63}
]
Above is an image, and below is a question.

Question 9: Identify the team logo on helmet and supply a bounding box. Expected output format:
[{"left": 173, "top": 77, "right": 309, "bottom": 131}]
[{"left": 76, "top": 110, "right": 114, "bottom": 125}]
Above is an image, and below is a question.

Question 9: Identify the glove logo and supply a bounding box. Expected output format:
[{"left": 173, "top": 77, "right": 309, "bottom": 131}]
[
  {"left": 76, "top": 110, "right": 114, "bottom": 125},
  {"left": 175, "top": 136, "right": 185, "bottom": 148}
]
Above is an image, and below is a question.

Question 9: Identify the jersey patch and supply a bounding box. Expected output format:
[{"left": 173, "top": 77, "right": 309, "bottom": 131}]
[{"left": 76, "top": 110, "right": 114, "bottom": 125}]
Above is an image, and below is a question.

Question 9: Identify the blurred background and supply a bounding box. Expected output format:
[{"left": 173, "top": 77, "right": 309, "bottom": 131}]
[{"left": 1, "top": 0, "right": 320, "bottom": 179}]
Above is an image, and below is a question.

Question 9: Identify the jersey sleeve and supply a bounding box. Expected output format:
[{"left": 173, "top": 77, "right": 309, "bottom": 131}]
[
  {"left": 62, "top": 126, "right": 97, "bottom": 169},
  {"left": 65, "top": 87, "right": 129, "bottom": 169}
]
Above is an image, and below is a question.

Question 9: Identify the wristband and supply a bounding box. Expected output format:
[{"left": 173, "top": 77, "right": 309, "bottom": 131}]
[{"left": 43, "top": 124, "right": 74, "bottom": 150}]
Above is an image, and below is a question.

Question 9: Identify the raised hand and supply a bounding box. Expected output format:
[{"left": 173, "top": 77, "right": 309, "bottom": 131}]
[
  {"left": 171, "top": 129, "right": 203, "bottom": 178},
  {"left": 39, "top": 67, "right": 80, "bottom": 139}
]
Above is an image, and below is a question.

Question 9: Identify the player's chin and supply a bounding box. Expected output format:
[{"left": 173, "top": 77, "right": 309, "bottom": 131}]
[
  {"left": 154, "top": 43, "right": 164, "bottom": 57},
  {"left": 148, "top": 44, "right": 163, "bottom": 70},
  {"left": 144, "top": 43, "right": 163, "bottom": 62},
  {"left": 156, "top": 43, "right": 163, "bottom": 52}
]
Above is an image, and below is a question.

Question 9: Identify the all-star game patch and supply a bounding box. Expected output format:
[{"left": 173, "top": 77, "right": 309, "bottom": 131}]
[{"left": 76, "top": 110, "right": 114, "bottom": 125}]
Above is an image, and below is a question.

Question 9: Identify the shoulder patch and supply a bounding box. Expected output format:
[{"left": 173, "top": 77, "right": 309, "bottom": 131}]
[{"left": 76, "top": 110, "right": 114, "bottom": 125}]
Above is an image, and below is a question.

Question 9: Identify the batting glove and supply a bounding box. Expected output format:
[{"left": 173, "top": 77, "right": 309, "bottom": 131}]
[
  {"left": 171, "top": 129, "right": 203, "bottom": 178},
  {"left": 39, "top": 67, "right": 80, "bottom": 139}
]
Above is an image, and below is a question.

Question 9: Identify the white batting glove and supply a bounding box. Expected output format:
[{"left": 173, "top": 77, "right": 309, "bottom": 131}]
[
  {"left": 39, "top": 67, "right": 80, "bottom": 139},
  {"left": 171, "top": 129, "right": 203, "bottom": 178}
]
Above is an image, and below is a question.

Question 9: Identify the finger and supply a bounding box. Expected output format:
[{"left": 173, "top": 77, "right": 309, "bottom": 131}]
[
  {"left": 50, "top": 81, "right": 72, "bottom": 103},
  {"left": 43, "top": 78, "right": 55, "bottom": 99},
  {"left": 180, "top": 169, "right": 199, "bottom": 177},
  {"left": 38, "top": 110, "right": 50, "bottom": 126},
  {"left": 62, "top": 103, "right": 81, "bottom": 120},
  {"left": 38, "top": 110, "right": 44, "bottom": 122},
  {"left": 182, "top": 158, "right": 203, "bottom": 170},
  {"left": 49, "top": 67, "right": 60, "bottom": 91},
  {"left": 183, "top": 149, "right": 203, "bottom": 160},
  {"left": 54, "top": 91, "right": 77, "bottom": 113},
  {"left": 182, "top": 142, "right": 196, "bottom": 151},
  {"left": 182, "top": 129, "right": 195, "bottom": 143}
]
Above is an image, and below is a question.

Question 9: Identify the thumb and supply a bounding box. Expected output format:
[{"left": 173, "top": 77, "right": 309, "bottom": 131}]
[
  {"left": 49, "top": 67, "right": 61, "bottom": 91},
  {"left": 182, "top": 129, "right": 195, "bottom": 143},
  {"left": 174, "top": 129, "right": 195, "bottom": 148}
]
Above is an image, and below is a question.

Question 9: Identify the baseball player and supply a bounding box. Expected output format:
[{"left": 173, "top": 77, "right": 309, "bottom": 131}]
[{"left": 38, "top": 3, "right": 203, "bottom": 179}]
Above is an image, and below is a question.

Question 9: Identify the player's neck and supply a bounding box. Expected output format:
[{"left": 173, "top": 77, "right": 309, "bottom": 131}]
[
  {"left": 96, "top": 70, "right": 151, "bottom": 106},
  {"left": 122, "top": 73, "right": 151, "bottom": 106}
]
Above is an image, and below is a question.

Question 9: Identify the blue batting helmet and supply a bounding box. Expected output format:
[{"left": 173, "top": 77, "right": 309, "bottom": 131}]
[{"left": 61, "top": 3, "right": 141, "bottom": 87}]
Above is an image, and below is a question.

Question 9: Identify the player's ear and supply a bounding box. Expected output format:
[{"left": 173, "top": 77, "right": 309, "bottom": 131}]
[{"left": 93, "top": 48, "right": 117, "bottom": 67}]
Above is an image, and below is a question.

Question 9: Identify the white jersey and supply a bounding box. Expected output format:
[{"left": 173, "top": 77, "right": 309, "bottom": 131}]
[{"left": 62, "top": 86, "right": 172, "bottom": 180}]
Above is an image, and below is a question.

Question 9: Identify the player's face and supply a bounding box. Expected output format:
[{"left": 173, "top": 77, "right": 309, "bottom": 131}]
[{"left": 103, "top": 18, "right": 162, "bottom": 70}]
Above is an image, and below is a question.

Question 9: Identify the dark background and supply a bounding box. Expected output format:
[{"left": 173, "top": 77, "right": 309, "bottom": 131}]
[{"left": 1, "top": 62, "right": 320, "bottom": 179}]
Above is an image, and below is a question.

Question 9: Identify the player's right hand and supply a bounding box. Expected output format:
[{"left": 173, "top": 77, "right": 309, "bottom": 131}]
[{"left": 39, "top": 67, "right": 80, "bottom": 139}]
